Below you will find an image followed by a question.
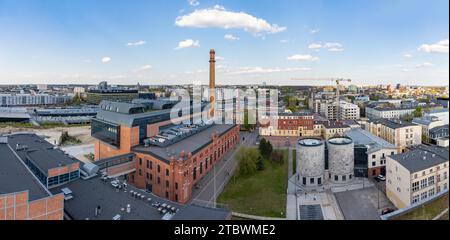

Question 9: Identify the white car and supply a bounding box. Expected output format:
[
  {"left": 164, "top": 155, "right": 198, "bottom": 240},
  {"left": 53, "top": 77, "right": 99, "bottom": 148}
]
[{"left": 377, "top": 175, "right": 386, "bottom": 181}]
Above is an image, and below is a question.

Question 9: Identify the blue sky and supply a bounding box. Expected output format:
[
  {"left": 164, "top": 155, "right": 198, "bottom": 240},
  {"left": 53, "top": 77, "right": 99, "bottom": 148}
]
[{"left": 0, "top": 0, "right": 448, "bottom": 86}]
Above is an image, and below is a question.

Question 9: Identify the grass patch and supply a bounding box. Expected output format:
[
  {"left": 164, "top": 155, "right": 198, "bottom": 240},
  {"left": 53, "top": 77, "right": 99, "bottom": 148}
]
[
  {"left": 394, "top": 193, "right": 449, "bottom": 220},
  {"left": 217, "top": 149, "right": 289, "bottom": 218}
]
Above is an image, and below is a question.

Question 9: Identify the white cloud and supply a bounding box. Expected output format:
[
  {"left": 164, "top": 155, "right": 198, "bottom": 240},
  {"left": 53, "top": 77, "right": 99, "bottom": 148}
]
[
  {"left": 287, "top": 54, "right": 319, "bottom": 62},
  {"left": 307, "top": 42, "right": 344, "bottom": 52},
  {"left": 418, "top": 39, "right": 449, "bottom": 53},
  {"left": 175, "top": 39, "right": 200, "bottom": 49},
  {"left": 126, "top": 40, "right": 147, "bottom": 46},
  {"left": 328, "top": 47, "right": 344, "bottom": 52},
  {"left": 188, "top": 0, "right": 199, "bottom": 6},
  {"left": 230, "top": 67, "right": 311, "bottom": 75},
  {"left": 280, "top": 39, "right": 290, "bottom": 44},
  {"left": 416, "top": 62, "right": 434, "bottom": 68},
  {"left": 324, "top": 42, "right": 344, "bottom": 52},
  {"left": 224, "top": 34, "right": 239, "bottom": 41},
  {"left": 101, "top": 57, "right": 111, "bottom": 63},
  {"left": 310, "top": 29, "right": 320, "bottom": 34},
  {"left": 139, "top": 65, "right": 153, "bottom": 71},
  {"left": 175, "top": 6, "right": 286, "bottom": 35},
  {"left": 403, "top": 54, "right": 413, "bottom": 58},
  {"left": 308, "top": 43, "right": 322, "bottom": 49},
  {"left": 215, "top": 56, "right": 225, "bottom": 61}
]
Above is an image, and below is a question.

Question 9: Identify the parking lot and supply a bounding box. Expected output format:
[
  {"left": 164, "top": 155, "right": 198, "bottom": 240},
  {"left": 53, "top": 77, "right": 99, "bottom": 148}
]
[{"left": 334, "top": 186, "right": 395, "bottom": 220}]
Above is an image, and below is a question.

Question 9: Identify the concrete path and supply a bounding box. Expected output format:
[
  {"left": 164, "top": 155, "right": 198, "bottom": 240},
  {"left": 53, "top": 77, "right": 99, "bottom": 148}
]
[
  {"left": 61, "top": 143, "right": 95, "bottom": 163},
  {"left": 287, "top": 148, "right": 294, "bottom": 178},
  {"left": 433, "top": 208, "right": 449, "bottom": 220}
]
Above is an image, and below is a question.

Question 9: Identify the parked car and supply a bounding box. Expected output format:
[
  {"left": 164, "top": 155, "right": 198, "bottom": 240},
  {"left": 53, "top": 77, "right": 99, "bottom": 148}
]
[
  {"left": 377, "top": 175, "right": 386, "bottom": 182},
  {"left": 382, "top": 208, "right": 395, "bottom": 215}
]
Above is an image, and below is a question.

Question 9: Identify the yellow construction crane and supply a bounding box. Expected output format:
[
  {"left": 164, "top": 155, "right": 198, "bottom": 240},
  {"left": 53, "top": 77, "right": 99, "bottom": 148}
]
[{"left": 290, "top": 77, "right": 352, "bottom": 121}]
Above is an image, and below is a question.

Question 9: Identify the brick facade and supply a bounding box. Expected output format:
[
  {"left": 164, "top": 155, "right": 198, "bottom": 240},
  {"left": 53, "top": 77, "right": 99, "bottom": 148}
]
[{"left": 0, "top": 191, "right": 64, "bottom": 220}]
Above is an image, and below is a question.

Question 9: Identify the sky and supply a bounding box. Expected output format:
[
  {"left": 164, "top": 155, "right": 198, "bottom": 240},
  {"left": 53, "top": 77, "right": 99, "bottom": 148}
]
[{"left": 0, "top": 0, "right": 448, "bottom": 86}]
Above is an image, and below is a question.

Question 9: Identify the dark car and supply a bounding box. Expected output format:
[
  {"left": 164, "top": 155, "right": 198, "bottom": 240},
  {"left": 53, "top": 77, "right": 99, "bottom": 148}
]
[{"left": 381, "top": 208, "right": 396, "bottom": 215}]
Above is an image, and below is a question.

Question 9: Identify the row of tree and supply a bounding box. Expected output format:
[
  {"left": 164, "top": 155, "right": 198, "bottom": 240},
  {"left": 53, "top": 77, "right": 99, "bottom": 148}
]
[{"left": 237, "top": 139, "right": 284, "bottom": 176}]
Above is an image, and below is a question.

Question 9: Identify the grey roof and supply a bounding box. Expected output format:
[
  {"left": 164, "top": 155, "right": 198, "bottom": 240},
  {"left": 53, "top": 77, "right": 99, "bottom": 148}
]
[
  {"left": 368, "top": 119, "right": 417, "bottom": 129},
  {"left": 50, "top": 176, "right": 230, "bottom": 220},
  {"left": 429, "top": 124, "right": 449, "bottom": 134},
  {"left": 99, "top": 100, "right": 146, "bottom": 114},
  {"left": 366, "top": 106, "right": 415, "bottom": 111},
  {"left": 7, "top": 134, "right": 79, "bottom": 174},
  {"left": 323, "top": 121, "right": 350, "bottom": 129},
  {"left": 95, "top": 101, "right": 210, "bottom": 127},
  {"left": 0, "top": 144, "right": 50, "bottom": 201},
  {"left": 390, "top": 145, "right": 449, "bottom": 173},
  {"left": 346, "top": 128, "right": 396, "bottom": 154},
  {"left": 133, "top": 124, "right": 236, "bottom": 164},
  {"left": 412, "top": 116, "right": 441, "bottom": 126},
  {"left": 0, "top": 112, "right": 31, "bottom": 119}
]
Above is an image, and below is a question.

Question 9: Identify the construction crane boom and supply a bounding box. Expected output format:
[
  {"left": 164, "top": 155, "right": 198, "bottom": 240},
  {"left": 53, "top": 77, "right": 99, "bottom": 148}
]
[{"left": 290, "top": 77, "right": 352, "bottom": 121}]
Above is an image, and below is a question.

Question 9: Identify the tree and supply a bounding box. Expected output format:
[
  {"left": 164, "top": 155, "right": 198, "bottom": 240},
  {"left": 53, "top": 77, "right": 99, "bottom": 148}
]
[
  {"left": 237, "top": 147, "right": 260, "bottom": 176},
  {"left": 259, "top": 139, "right": 273, "bottom": 159},
  {"left": 256, "top": 156, "right": 265, "bottom": 171},
  {"left": 413, "top": 107, "right": 423, "bottom": 118}
]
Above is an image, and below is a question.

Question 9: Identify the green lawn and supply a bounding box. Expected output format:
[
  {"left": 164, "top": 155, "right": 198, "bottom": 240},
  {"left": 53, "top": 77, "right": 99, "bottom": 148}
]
[
  {"left": 217, "top": 149, "right": 289, "bottom": 218},
  {"left": 394, "top": 193, "right": 449, "bottom": 220}
]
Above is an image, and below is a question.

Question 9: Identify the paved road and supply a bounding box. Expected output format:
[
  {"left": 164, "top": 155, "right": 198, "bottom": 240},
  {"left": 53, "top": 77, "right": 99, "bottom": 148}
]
[
  {"left": 190, "top": 130, "right": 259, "bottom": 207},
  {"left": 334, "top": 186, "right": 394, "bottom": 220}
]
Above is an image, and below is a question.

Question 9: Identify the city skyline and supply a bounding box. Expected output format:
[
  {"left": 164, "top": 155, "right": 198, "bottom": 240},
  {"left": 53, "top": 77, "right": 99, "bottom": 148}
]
[{"left": 0, "top": 0, "right": 449, "bottom": 86}]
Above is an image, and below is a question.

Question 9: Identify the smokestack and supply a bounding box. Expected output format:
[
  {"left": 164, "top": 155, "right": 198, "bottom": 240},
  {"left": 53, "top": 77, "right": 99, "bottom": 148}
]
[{"left": 209, "top": 49, "right": 216, "bottom": 118}]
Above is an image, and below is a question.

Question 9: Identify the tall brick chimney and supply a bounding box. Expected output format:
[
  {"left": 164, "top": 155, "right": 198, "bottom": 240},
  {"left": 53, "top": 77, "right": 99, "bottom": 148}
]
[{"left": 209, "top": 49, "right": 216, "bottom": 118}]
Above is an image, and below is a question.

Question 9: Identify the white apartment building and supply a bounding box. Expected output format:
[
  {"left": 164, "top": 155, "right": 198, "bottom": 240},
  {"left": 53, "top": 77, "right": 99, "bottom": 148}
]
[
  {"left": 319, "top": 102, "right": 338, "bottom": 120},
  {"left": 340, "top": 101, "right": 360, "bottom": 120},
  {"left": 412, "top": 116, "right": 446, "bottom": 139},
  {"left": 365, "top": 119, "right": 422, "bottom": 152},
  {"left": 0, "top": 93, "right": 73, "bottom": 106},
  {"left": 386, "top": 145, "right": 448, "bottom": 209},
  {"left": 365, "top": 106, "right": 415, "bottom": 120}
]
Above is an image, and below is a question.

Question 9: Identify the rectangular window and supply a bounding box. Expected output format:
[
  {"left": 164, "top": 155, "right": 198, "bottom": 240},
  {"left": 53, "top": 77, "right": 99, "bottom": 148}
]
[
  {"left": 157, "top": 165, "right": 161, "bottom": 173},
  {"left": 166, "top": 180, "right": 169, "bottom": 188},
  {"left": 428, "top": 176, "right": 435, "bottom": 185},
  {"left": 412, "top": 181, "right": 419, "bottom": 192},
  {"left": 166, "top": 169, "right": 169, "bottom": 176},
  {"left": 420, "top": 179, "right": 427, "bottom": 189}
]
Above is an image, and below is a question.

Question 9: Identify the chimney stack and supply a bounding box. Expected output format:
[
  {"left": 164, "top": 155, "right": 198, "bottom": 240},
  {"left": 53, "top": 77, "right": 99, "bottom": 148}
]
[{"left": 209, "top": 49, "right": 216, "bottom": 118}]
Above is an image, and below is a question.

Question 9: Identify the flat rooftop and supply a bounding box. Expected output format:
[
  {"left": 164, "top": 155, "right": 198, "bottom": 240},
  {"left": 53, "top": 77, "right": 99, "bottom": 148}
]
[
  {"left": 51, "top": 176, "right": 230, "bottom": 220},
  {"left": 390, "top": 145, "right": 449, "bottom": 173},
  {"left": 7, "top": 133, "right": 80, "bottom": 174},
  {"left": 133, "top": 124, "right": 236, "bottom": 164},
  {"left": 369, "top": 119, "right": 417, "bottom": 129},
  {"left": 0, "top": 144, "right": 50, "bottom": 201},
  {"left": 346, "top": 128, "right": 396, "bottom": 154}
]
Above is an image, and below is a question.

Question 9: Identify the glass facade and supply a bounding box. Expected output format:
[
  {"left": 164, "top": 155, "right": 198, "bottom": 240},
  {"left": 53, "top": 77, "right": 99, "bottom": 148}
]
[
  {"left": 354, "top": 146, "right": 368, "bottom": 177},
  {"left": 91, "top": 118, "right": 121, "bottom": 147}
]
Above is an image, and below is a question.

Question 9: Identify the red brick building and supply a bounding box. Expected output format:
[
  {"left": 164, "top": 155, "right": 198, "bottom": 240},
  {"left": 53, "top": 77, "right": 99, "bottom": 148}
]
[{"left": 92, "top": 101, "right": 240, "bottom": 203}]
